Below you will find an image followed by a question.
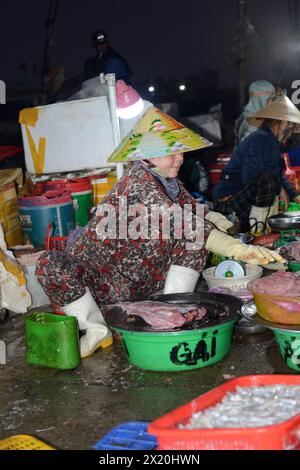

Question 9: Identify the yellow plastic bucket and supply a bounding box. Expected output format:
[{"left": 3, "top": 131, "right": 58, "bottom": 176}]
[{"left": 90, "top": 174, "right": 117, "bottom": 205}]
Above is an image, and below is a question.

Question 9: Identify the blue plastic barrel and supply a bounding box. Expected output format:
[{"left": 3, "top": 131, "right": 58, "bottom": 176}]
[{"left": 19, "top": 190, "right": 76, "bottom": 247}]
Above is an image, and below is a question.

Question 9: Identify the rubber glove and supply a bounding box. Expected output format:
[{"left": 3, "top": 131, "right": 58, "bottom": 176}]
[
  {"left": 205, "top": 229, "right": 285, "bottom": 265},
  {"left": 164, "top": 265, "right": 200, "bottom": 294},
  {"left": 205, "top": 211, "right": 234, "bottom": 232}
]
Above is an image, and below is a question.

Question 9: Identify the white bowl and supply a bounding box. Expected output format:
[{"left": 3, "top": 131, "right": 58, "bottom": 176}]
[{"left": 202, "top": 264, "right": 263, "bottom": 291}]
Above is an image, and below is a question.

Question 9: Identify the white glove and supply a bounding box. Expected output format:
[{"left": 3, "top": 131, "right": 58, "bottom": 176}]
[
  {"left": 205, "top": 211, "right": 234, "bottom": 232},
  {"left": 164, "top": 265, "right": 200, "bottom": 294},
  {"left": 205, "top": 229, "right": 285, "bottom": 265}
]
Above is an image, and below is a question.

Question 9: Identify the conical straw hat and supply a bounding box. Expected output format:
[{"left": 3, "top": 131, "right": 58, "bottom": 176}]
[
  {"left": 248, "top": 95, "right": 300, "bottom": 125},
  {"left": 107, "top": 106, "right": 213, "bottom": 162}
]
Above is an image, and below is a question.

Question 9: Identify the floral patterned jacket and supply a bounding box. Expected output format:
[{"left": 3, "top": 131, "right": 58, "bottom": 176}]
[{"left": 69, "top": 163, "right": 213, "bottom": 303}]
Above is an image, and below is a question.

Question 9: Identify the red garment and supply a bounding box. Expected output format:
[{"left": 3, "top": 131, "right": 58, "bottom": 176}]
[{"left": 36, "top": 163, "right": 213, "bottom": 306}]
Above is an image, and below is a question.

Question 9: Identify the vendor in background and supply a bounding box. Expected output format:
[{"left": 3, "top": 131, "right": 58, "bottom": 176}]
[
  {"left": 36, "top": 107, "right": 284, "bottom": 359},
  {"left": 234, "top": 80, "right": 276, "bottom": 146},
  {"left": 84, "top": 29, "right": 132, "bottom": 83},
  {"left": 213, "top": 96, "right": 300, "bottom": 236}
]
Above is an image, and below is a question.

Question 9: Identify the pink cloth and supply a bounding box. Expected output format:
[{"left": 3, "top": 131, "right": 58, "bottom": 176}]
[{"left": 208, "top": 286, "right": 253, "bottom": 303}]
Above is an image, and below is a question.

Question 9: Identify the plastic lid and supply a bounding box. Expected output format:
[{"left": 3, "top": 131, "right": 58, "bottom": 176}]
[
  {"left": 44, "top": 178, "right": 91, "bottom": 192},
  {"left": 19, "top": 190, "right": 73, "bottom": 207}
]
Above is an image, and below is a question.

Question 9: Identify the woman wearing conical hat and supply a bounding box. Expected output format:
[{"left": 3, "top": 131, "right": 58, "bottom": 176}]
[
  {"left": 36, "top": 107, "right": 284, "bottom": 358},
  {"left": 213, "top": 95, "right": 300, "bottom": 235}
]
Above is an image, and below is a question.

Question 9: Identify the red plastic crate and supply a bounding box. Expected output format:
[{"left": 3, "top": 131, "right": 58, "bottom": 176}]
[
  {"left": 148, "top": 375, "right": 300, "bottom": 450},
  {"left": 45, "top": 236, "right": 67, "bottom": 251},
  {"left": 44, "top": 223, "right": 67, "bottom": 251}
]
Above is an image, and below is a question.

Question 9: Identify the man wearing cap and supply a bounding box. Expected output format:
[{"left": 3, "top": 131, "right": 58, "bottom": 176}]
[
  {"left": 213, "top": 96, "right": 300, "bottom": 236},
  {"left": 84, "top": 29, "right": 132, "bottom": 83},
  {"left": 36, "top": 107, "right": 284, "bottom": 359}
]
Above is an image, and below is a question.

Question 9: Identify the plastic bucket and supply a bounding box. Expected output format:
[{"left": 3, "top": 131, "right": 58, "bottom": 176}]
[
  {"left": 273, "top": 329, "right": 300, "bottom": 372},
  {"left": 89, "top": 174, "right": 117, "bottom": 206},
  {"left": 114, "top": 320, "right": 235, "bottom": 371},
  {"left": 207, "top": 154, "right": 231, "bottom": 189},
  {"left": 288, "top": 202, "right": 300, "bottom": 213},
  {"left": 42, "top": 178, "right": 92, "bottom": 227},
  {"left": 19, "top": 190, "right": 75, "bottom": 247},
  {"left": 25, "top": 312, "right": 80, "bottom": 369},
  {"left": 208, "top": 166, "right": 223, "bottom": 188},
  {"left": 289, "top": 261, "right": 300, "bottom": 273}
]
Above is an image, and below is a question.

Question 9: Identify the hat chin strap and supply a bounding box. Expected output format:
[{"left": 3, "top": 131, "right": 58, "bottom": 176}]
[
  {"left": 143, "top": 159, "right": 169, "bottom": 178},
  {"left": 143, "top": 159, "right": 156, "bottom": 168}
]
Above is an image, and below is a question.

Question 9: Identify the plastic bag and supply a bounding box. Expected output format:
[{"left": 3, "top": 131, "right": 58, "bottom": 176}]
[{"left": 0, "top": 225, "right": 31, "bottom": 313}]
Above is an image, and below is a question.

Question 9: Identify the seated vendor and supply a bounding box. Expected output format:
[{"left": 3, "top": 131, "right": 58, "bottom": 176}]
[
  {"left": 213, "top": 96, "right": 300, "bottom": 235},
  {"left": 36, "top": 107, "right": 284, "bottom": 359}
]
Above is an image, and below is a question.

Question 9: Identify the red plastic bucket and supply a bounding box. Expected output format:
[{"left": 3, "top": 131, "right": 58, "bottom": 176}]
[
  {"left": 208, "top": 154, "right": 232, "bottom": 188},
  {"left": 208, "top": 165, "right": 223, "bottom": 187},
  {"left": 33, "top": 178, "right": 92, "bottom": 227}
]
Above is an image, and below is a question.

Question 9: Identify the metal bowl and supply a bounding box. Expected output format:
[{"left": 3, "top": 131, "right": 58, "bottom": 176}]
[
  {"left": 239, "top": 301, "right": 268, "bottom": 333},
  {"left": 267, "top": 214, "right": 300, "bottom": 231},
  {"left": 234, "top": 233, "right": 254, "bottom": 244}
]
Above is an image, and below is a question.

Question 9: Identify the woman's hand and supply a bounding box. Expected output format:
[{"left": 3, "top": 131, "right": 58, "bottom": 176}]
[
  {"left": 279, "top": 187, "right": 290, "bottom": 211},
  {"left": 294, "top": 195, "right": 300, "bottom": 205}
]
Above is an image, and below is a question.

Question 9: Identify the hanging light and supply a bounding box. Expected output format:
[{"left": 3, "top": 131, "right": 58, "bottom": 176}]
[
  {"left": 115, "top": 80, "right": 144, "bottom": 119},
  {"left": 179, "top": 84, "right": 186, "bottom": 91},
  {"left": 148, "top": 86, "right": 155, "bottom": 92}
]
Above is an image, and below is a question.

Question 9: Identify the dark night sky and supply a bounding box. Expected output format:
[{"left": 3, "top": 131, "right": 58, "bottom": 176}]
[{"left": 2, "top": 0, "right": 300, "bottom": 91}]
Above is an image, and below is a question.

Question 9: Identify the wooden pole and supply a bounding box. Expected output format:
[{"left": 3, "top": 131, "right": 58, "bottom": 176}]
[
  {"left": 41, "top": 0, "right": 58, "bottom": 103},
  {"left": 237, "top": 0, "right": 247, "bottom": 109}
]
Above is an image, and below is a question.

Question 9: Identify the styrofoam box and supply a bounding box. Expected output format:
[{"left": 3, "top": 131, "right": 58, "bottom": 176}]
[
  {"left": 20, "top": 97, "right": 153, "bottom": 175},
  {"left": 21, "top": 96, "right": 114, "bottom": 174}
]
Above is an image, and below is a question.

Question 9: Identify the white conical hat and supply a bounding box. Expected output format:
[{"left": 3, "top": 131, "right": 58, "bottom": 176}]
[{"left": 248, "top": 95, "right": 300, "bottom": 124}]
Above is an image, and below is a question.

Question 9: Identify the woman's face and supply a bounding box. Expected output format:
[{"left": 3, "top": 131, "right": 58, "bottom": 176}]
[{"left": 149, "top": 153, "right": 184, "bottom": 178}]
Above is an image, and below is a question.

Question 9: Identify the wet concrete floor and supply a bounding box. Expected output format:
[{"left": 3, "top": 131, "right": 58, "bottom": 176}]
[{"left": 0, "top": 306, "right": 295, "bottom": 450}]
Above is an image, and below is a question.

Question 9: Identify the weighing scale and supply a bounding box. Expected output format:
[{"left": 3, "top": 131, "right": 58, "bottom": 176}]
[
  {"left": 268, "top": 214, "right": 300, "bottom": 249},
  {"left": 214, "top": 260, "right": 245, "bottom": 278}
]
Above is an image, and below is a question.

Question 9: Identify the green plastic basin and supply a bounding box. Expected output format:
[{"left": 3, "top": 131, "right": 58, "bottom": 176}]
[
  {"left": 273, "top": 329, "right": 300, "bottom": 372},
  {"left": 289, "top": 261, "right": 300, "bottom": 273},
  {"left": 25, "top": 312, "right": 80, "bottom": 370},
  {"left": 114, "top": 320, "right": 236, "bottom": 372}
]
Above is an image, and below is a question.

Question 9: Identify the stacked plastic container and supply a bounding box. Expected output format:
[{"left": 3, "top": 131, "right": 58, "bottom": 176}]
[{"left": 89, "top": 173, "right": 117, "bottom": 206}]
